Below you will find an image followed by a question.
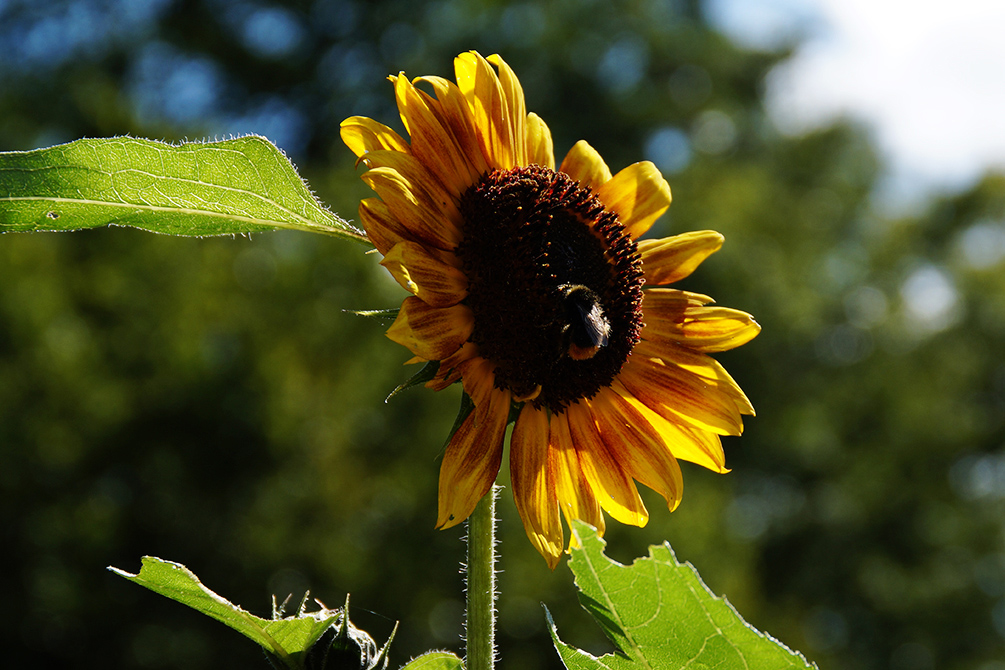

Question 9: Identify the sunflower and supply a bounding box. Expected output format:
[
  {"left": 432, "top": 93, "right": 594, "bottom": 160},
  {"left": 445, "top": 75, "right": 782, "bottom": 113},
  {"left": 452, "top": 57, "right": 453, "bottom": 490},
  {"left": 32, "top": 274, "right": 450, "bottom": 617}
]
[{"left": 341, "top": 52, "right": 759, "bottom": 568}]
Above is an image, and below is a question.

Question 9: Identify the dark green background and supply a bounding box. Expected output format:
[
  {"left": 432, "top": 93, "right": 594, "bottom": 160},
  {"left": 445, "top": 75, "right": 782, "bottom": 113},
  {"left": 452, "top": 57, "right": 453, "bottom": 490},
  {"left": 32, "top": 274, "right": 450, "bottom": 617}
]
[{"left": 3, "top": 1, "right": 1005, "bottom": 669}]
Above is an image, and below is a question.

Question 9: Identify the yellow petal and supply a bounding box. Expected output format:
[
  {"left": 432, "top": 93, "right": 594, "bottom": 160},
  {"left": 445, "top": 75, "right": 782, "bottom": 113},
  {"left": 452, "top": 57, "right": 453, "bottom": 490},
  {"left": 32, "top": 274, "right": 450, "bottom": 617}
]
[
  {"left": 360, "top": 152, "right": 462, "bottom": 251},
  {"left": 590, "top": 388, "right": 683, "bottom": 511},
  {"left": 487, "top": 54, "right": 527, "bottom": 167},
  {"left": 558, "top": 140, "right": 612, "bottom": 192},
  {"left": 510, "top": 404, "right": 564, "bottom": 568},
  {"left": 565, "top": 401, "right": 648, "bottom": 527},
  {"left": 596, "top": 161, "right": 672, "bottom": 239},
  {"left": 386, "top": 296, "right": 473, "bottom": 361},
  {"left": 642, "top": 301, "right": 761, "bottom": 354},
  {"left": 638, "top": 231, "right": 723, "bottom": 286},
  {"left": 340, "top": 116, "right": 411, "bottom": 159},
  {"left": 418, "top": 75, "right": 490, "bottom": 177},
  {"left": 611, "top": 380, "right": 728, "bottom": 472},
  {"left": 617, "top": 350, "right": 746, "bottom": 436},
  {"left": 642, "top": 287, "right": 715, "bottom": 312},
  {"left": 358, "top": 198, "right": 412, "bottom": 256},
  {"left": 550, "top": 411, "right": 605, "bottom": 541},
  {"left": 393, "top": 74, "right": 482, "bottom": 198},
  {"left": 636, "top": 340, "right": 755, "bottom": 416},
  {"left": 380, "top": 241, "right": 468, "bottom": 308},
  {"left": 526, "top": 112, "right": 555, "bottom": 169},
  {"left": 455, "top": 51, "right": 514, "bottom": 169},
  {"left": 436, "top": 385, "right": 510, "bottom": 529}
]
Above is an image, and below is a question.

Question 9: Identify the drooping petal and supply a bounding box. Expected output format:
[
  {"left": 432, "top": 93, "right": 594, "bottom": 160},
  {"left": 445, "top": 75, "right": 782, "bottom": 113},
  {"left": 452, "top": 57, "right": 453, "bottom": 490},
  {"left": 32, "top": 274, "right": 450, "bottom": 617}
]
[
  {"left": 590, "top": 388, "right": 684, "bottom": 511},
  {"left": 386, "top": 296, "right": 473, "bottom": 361},
  {"left": 381, "top": 240, "right": 468, "bottom": 308},
  {"left": 638, "top": 231, "right": 723, "bottom": 286},
  {"left": 617, "top": 347, "right": 747, "bottom": 436},
  {"left": 558, "top": 140, "right": 612, "bottom": 192},
  {"left": 526, "top": 112, "right": 555, "bottom": 169},
  {"left": 510, "top": 404, "right": 563, "bottom": 568},
  {"left": 360, "top": 151, "right": 463, "bottom": 251},
  {"left": 436, "top": 384, "right": 511, "bottom": 529},
  {"left": 596, "top": 161, "right": 672, "bottom": 240},
  {"left": 454, "top": 51, "right": 515, "bottom": 170},
  {"left": 392, "top": 74, "right": 483, "bottom": 198},
  {"left": 340, "top": 116, "right": 411, "bottom": 159},
  {"left": 550, "top": 410, "right": 605, "bottom": 541},
  {"left": 565, "top": 401, "right": 648, "bottom": 527},
  {"left": 611, "top": 380, "right": 728, "bottom": 472}
]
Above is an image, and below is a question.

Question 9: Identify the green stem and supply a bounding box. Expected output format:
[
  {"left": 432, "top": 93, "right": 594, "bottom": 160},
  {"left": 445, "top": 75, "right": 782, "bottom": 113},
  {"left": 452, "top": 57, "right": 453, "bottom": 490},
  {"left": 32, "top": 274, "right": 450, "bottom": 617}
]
[{"left": 466, "top": 485, "right": 498, "bottom": 670}]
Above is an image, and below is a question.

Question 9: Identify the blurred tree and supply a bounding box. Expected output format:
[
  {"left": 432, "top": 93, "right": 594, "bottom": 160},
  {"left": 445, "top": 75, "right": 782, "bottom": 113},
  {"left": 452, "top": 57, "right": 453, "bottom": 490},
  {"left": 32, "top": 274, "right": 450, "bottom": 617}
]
[{"left": 3, "top": 1, "right": 1005, "bottom": 670}]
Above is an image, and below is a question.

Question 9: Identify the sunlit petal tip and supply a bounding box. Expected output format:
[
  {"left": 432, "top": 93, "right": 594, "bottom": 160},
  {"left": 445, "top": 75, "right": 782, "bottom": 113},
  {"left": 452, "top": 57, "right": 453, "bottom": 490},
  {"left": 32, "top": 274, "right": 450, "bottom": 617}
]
[
  {"left": 526, "top": 112, "right": 556, "bottom": 169},
  {"left": 597, "top": 161, "right": 672, "bottom": 239},
  {"left": 530, "top": 534, "right": 563, "bottom": 570},
  {"left": 558, "top": 140, "right": 612, "bottom": 191},
  {"left": 638, "top": 230, "right": 725, "bottom": 285},
  {"left": 340, "top": 116, "right": 411, "bottom": 158},
  {"left": 453, "top": 50, "right": 518, "bottom": 169}
]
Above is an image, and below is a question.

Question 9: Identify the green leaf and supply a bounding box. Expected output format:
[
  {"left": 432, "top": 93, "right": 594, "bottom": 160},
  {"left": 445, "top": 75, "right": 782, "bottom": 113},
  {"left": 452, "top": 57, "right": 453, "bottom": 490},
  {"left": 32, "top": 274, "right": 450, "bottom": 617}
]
[
  {"left": 399, "top": 651, "right": 465, "bottom": 670},
  {"left": 548, "top": 521, "right": 816, "bottom": 670},
  {"left": 109, "top": 556, "right": 337, "bottom": 669},
  {"left": 0, "top": 136, "right": 369, "bottom": 243}
]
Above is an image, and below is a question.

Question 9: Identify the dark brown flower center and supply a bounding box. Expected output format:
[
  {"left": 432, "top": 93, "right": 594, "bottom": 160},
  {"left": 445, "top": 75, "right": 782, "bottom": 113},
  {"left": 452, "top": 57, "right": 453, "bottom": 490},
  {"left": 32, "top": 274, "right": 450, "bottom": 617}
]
[{"left": 455, "top": 165, "right": 644, "bottom": 412}]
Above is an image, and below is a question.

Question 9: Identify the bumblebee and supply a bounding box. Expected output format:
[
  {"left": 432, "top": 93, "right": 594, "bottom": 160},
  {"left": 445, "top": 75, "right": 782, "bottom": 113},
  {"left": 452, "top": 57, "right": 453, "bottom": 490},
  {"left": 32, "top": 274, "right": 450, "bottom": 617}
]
[{"left": 558, "top": 284, "right": 611, "bottom": 361}]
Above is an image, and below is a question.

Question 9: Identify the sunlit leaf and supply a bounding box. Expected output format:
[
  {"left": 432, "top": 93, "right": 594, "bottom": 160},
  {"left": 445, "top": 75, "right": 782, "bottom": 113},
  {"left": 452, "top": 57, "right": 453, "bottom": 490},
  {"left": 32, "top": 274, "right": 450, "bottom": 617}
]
[
  {"left": 0, "top": 136, "right": 369, "bottom": 243},
  {"left": 109, "top": 556, "right": 337, "bottom": 669},
  {"left": 548, "top": 521, "right": 816, "bottom": 670},
  {"left": 399, "top": 651, "right": 465, "bottom": 670}
]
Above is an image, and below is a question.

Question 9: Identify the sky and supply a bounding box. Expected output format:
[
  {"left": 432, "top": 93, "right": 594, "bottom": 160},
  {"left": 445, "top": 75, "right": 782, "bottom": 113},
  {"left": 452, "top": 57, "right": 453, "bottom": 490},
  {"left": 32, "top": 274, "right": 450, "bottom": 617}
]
[{"left": 707, "top": 0, "right": 1005, "bottom": 210}]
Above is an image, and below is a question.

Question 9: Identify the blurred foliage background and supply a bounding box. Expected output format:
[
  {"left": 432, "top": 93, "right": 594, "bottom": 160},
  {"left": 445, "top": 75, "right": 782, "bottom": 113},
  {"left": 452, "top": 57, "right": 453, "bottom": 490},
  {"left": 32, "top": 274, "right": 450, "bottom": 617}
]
[{"left": 3, "top": 0, "right": 1005, "bottom": 669}]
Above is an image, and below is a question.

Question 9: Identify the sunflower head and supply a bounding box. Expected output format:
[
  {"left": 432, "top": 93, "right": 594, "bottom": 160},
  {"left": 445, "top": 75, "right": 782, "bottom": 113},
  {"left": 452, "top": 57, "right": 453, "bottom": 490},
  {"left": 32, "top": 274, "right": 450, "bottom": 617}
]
[{"left": 342, "top": 52, "right": 759, "bottom": 568}]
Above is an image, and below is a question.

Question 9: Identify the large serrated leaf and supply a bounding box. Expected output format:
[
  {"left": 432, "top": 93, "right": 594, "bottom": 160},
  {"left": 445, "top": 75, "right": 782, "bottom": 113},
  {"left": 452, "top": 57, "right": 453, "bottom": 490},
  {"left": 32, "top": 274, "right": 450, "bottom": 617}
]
[
  {"left": 109, "top": 556, "right": 337, "bottom": 668},
  {"left": 399, "top": 651, "right": 464, "bottom": 670},
  {"left": 548, "top": 521, "right": 816, "bottom": 670},
  {"left": 0, "top": 136, "right": 369, "bottom": 243}
]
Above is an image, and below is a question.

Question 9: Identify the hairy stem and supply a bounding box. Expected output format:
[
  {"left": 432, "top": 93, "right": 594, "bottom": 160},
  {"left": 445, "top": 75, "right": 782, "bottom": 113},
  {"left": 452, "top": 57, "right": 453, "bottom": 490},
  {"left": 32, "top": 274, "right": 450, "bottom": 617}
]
[{"left": 466, "top": 485, "right": 498, "bottom": 670}]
